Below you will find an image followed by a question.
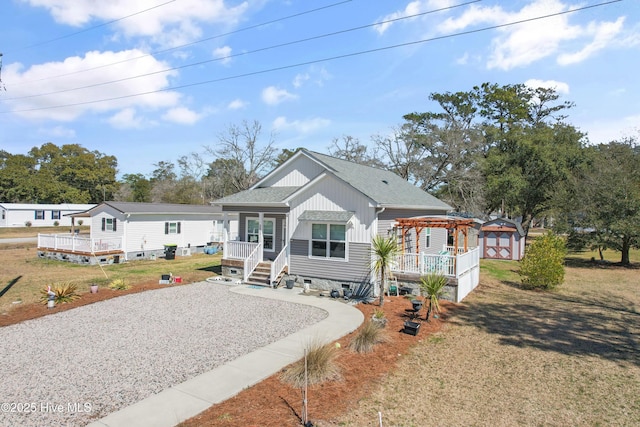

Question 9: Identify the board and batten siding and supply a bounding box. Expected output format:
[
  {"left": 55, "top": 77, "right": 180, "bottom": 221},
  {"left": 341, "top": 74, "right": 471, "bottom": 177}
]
[
  {"left": 377, "top": 208, "right": 449, "bottom": 255},
  {"left": 260, "top": 155, "right": 325, "bottom": 187},
  {"left": 289, "top": 240, "right": 371, "bottom": 283},
  {"left": 289, "top": 174, "right": 376, "bottom": 244}
]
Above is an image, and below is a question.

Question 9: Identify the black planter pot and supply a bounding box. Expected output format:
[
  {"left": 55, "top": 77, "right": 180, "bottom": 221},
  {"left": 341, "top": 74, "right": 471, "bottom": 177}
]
[
  {"left": 285, "top": 279, "right": 295, "bottom": 289},
  {"left": 403, "top": 321, "right": 421, "bottom": 336}
]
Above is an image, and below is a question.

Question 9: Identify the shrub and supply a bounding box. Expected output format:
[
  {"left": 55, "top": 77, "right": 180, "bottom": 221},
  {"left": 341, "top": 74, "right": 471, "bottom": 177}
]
[
  {"left": 108, "top": 278, "right": 130, "bottom": 290},
  {"left": 40, "top": 283, "right": 80, "bottom": 304},
  {"left": 280, "top": 339, "right": 341, "bottom": 388},
  {"left": 419, "top": 273, "right": 448, "bottom": 319},
  {"left": 25, "top": 221, "right": 32, "bottom": 227},
  {"left": 349, "top": 320, "right": 388, "bottom": 353},
  {"left": 519, "top": 231, "right": 567, "bottom": 290},
  {"left": 53, "top": 221, "right": 59, "bottom": 226},
  {"left": 77, "top": 219, "right": 84, "bottom": 226}
]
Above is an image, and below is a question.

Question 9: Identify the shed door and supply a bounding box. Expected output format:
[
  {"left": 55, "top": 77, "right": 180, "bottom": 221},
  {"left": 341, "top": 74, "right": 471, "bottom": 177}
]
[{"left": 484, "top": 231, "right": 513, "bottom": 260}]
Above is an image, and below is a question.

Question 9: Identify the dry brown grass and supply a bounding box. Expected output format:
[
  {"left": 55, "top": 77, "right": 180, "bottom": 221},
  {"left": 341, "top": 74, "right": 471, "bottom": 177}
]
[
  {"left": 0, "top": 244, "right": 221, "bottom": 314},
  {"left": 327, "top": 250, "right": 640, "bottom": 427}
]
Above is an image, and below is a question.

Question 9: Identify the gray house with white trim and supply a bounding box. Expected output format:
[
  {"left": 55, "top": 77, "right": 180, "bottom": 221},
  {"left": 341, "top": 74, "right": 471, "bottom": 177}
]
[{"left": 213, "top": 149, "right": 455, "bottom": 292}]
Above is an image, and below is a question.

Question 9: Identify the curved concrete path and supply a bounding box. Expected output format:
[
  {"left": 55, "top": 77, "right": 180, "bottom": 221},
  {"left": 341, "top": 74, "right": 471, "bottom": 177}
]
[{"left": 88, "top": 284, "right": 364, "bottom": 427}]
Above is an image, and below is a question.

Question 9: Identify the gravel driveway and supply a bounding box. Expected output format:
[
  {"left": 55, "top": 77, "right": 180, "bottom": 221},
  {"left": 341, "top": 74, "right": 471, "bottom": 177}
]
[{"left": 0, "top": 282, "right": 327, "bottom": 427}]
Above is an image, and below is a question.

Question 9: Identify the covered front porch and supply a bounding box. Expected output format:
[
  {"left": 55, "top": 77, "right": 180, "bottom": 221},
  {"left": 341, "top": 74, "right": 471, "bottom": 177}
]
[{"left": 221, "top": 212, "right": 289, "bottom": 285}]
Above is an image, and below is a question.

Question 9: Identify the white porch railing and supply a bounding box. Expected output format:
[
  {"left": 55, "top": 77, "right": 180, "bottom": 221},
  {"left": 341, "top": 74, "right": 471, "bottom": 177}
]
[
  {"left": 270, "top": 244, "right": 288, "bottom": 285},
  {"left": 243, "top": 242, "right": 263, "bottom": 282},
  {"left": 444, "top": 245, "right": 466, "bottom": 255},
  {"left": 391, "top": 247, "right": 480, "bottom": 279},
  {"left": 224, "top": 241, "right": 259, "bottom": 260},
  {"left": 38, "top": 234, "right": 123, "bottom": 253}
]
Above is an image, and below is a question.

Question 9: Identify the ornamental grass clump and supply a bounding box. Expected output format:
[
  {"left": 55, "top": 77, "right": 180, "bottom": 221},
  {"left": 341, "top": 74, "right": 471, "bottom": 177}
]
[
  {"left": 108, "top": 278, "right": 130, "bottom": 290},
  {"left": 40, "top": 282, "right": 80, "bottom": 304},
  {"left": 280, "top": 339, "right": 342, "bottom": 388},
  {"left": 519, "top": 232, "right": 567, "bottom": 290},
  {"left": 420, "top": 273, "right": 448, "bottom": 320},
  {"left": 349, "top": 320, "right": 388, "bottom": 353}
]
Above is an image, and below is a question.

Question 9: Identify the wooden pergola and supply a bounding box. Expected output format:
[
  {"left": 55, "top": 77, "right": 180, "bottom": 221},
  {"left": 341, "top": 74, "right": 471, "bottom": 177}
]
[{"left": 394, "top": 217, "right": 476, "bottom": 254}]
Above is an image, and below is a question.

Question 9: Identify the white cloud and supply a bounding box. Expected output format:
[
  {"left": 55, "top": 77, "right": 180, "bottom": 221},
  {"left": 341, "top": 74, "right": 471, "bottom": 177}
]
[
  {"left": 293, "top": 73, "right": 310, "bottom": 88},
  {"left": 580, "top": 114, "right": 640, "bottom": 145},
  {"left": 525, "top": 79, "right": 570, "bottom": 95},
  {"left": 108, "top": 108, "right": 145, "bottom": 129},
  {"left": 38, "top": 125, "right": 76, "bottom": 138},
  {"left": 272, "top": 116, "right": 330, "bottom": 133},
  {"left": 227, "top": 99, "right": 248, "bottom": 110},
  {"left": 3, "top": 49, "right": 180, "bottom": 121},
  {"left": 162, "top": 107, "right": 203, "bottom": 124},
  {"left": 21, "top": 0, "right": 250, "bottom": 48},
  {"left": 374, "top": 1, "right": 426, "bottom": 35},
  {"left": 433, "top": 0, "right": 628, "bottom": 70},
  {"left": 558, "top": 17, "right": 625, "bottom": 65},
  {"left": 261, "top": 86, "right": 297, "bottom": 106},
  {"left": 213, "top": 46, "right": 233, "bottom": 66}
]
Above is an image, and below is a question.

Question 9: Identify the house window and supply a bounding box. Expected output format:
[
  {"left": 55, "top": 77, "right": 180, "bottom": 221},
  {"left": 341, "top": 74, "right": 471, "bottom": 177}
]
[
  {"left": 101, "top": 217, "right": 117, "bottom": 232},
  {"left": 165, "top": 222, "right": 181, "bottom": 234},
  {"left": 35, "top": 210, "right": 45, "bottom": 220},
  {"left": 51, "top": 210, "right": 61, "bottom": 220},
  {"left": 425, "top": 227, "right": 431, "bottom": 248},
  {"left": 311, "top": 223, "right": 346, "bottom": 259},
  {"left": 1, "top": 210, "right": 5, "bottom": 220},
  {"left": 246, "top": 218, "right": 274, "bottom": 251}
]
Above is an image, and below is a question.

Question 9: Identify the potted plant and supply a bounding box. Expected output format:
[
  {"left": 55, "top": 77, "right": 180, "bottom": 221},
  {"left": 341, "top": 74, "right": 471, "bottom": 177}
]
[{"left": 90, "top": 283, "right": 99, "bottom": 294}]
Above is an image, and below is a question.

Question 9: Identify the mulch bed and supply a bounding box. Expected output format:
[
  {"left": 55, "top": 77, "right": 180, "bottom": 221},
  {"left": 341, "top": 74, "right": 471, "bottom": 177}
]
[{"left": 180, "top": 296, "right": 452, "bottom": 427}]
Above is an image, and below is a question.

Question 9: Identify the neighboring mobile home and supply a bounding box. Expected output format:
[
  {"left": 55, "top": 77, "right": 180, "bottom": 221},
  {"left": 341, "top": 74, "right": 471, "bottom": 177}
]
[
  {"left": 37, "top": 202, "right": 238, "bottom": 264},
  {"left": 213, "top": 149, "right": 481, "bottom": 302},
  {"left": 0, "top": 203, "right": 95, "bottom": 227}
]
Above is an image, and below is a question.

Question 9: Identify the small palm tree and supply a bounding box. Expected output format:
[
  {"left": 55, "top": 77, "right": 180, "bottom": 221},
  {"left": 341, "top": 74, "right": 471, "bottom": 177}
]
[
  {"left": 370, "top": 235, "right": 399, "bottom": 307},
  {"left": 419, "top": 273, "right": 448, "bottom": 321}
]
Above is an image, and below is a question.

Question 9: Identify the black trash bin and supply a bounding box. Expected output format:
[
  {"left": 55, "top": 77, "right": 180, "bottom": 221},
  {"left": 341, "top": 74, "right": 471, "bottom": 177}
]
[{"left": 164, "top": 244, "right": 177, "bottom": 260}]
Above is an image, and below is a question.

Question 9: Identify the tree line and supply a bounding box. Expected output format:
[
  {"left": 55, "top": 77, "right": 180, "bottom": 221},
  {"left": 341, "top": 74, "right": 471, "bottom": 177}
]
[{"left": 1, "top": 83, "right": 638, "bottom": 264}]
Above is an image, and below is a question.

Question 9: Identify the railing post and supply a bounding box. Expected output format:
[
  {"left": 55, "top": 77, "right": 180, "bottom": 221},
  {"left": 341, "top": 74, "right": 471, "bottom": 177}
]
[{"left": 418, "top": 252, "right": 424, "bottom": 275}]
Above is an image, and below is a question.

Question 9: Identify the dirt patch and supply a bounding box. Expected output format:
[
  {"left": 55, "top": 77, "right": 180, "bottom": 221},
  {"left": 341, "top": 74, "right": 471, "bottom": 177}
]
[{"left": 179, "top": 296, "right": 451, "bottom": 427}]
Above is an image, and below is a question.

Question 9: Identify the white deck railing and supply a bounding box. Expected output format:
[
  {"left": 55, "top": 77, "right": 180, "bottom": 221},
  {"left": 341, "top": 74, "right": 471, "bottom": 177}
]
[
  {"left": 444, "top": 245, "right": 466, "bottom": 255},
  {"left": 224, "top": 241, "right": 259, "bottom": 260},
  {"left": 243, "top": 242, "right": 263, "bottom": 282},
  {"left": 270, "top": 245, "right": 288, "bottom": 285},
  {"left": 38, "top": 234, "right": 123, "bottom": 253},
  {"left": 391, "top": 247, "right": 480, "bottom": 279}
]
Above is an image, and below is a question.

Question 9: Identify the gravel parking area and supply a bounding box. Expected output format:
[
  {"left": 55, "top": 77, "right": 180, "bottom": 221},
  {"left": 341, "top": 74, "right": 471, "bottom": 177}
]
[{"left": 0, "top": 282, "right": 327, "bottom": 427}]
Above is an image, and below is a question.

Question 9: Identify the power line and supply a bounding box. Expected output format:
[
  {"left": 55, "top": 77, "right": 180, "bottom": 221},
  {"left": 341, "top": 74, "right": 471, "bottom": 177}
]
[
  {"left": 0, "top": 0, "right": 622, "bottom": 115},
  {"left": 3, "top": 0, "right": 481, "bottom": 101},
  {"left": 7, "top": 0, "right": 354, "bottom": 87},
  {"left": 10, "top": 0, "right": 178, "bottom": 52}
]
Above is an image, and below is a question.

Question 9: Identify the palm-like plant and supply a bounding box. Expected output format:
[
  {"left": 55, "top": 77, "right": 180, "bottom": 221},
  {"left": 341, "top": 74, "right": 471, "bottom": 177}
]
[
  {"left": 370, "top": 235, "right": 399, "bottom": 307},
  {"left": 419, "top": 273, "right": 448, "bottom": 320}
]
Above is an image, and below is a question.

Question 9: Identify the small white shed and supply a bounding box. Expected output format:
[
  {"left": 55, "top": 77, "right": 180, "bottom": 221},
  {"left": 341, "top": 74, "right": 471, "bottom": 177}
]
[{"left": 479, "top": 218, "right": 526, "bottom": 261}]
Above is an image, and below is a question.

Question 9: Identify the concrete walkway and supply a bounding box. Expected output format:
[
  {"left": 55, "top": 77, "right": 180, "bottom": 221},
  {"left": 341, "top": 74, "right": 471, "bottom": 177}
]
[{"left": 87, "top": 284, "right": 364, "bottom": 427}]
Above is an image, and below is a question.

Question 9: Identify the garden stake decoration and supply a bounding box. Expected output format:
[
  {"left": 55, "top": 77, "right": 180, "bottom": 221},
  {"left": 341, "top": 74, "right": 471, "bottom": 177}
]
[{"left": 46, "top": 285, "right": 56, "bottom": 309}]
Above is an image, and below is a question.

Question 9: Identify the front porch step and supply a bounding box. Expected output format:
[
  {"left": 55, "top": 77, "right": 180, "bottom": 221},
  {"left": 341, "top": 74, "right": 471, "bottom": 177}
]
[{"left": 245, "top": 262, "right": 288, "bottom": 287}]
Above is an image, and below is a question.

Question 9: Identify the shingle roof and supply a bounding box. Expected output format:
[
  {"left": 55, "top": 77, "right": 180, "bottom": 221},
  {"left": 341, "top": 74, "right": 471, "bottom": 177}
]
[
  {"left": 305, "top": 151, "right": 451, "bottom": 210},
  {"left": 99, "top": 202, "right": 223, "bottom": 215},
  {"left": 213, "top": 186, "right": 299, "bottom": 205},
  {"left": 212, "top": 150, "right": 451, "bottom": 211}
]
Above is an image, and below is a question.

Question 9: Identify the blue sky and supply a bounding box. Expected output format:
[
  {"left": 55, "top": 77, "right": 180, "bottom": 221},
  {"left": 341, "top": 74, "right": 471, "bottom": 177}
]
[{"left": 1, "top": 0, "right": 638, "bottom": 178}]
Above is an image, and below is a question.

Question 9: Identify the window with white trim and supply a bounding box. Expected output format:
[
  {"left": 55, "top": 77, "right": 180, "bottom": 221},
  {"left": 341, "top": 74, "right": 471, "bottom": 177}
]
[
  {"left": 425, "top": 227, "right": 431, "bottom": 248},
  {"left": 51, "top": 210, "right": 61, "bottom": 220},
  {"left": 35, "top": 210, "right": 45, "bottom": 220},
  {"left": 311, "top": 223, "right": 346, "bottom": 259},
  {"left": 246, "top": 218, "right": 274, "bottom": 251},
  {"left": 165, "top": 222, "right": 181, "bottom": 234},
  {"left": 101, "top": 217, "right": 117, "bottom": 232}
]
